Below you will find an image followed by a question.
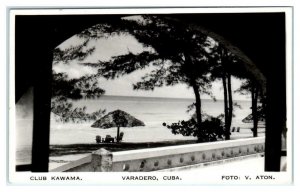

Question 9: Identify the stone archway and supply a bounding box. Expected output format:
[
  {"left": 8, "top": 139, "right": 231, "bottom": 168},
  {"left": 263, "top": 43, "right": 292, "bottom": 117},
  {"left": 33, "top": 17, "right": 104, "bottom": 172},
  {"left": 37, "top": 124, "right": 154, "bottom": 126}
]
[{"left": 14, "top": 12, "right": 286, "bottom": 172}]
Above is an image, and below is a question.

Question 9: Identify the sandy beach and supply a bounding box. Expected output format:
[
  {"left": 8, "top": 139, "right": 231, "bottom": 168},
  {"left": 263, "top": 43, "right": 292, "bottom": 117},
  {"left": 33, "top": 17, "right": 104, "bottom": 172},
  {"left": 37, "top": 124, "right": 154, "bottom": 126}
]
[{"left": 48, "top": 126, "right": 265, "bottom": 170}]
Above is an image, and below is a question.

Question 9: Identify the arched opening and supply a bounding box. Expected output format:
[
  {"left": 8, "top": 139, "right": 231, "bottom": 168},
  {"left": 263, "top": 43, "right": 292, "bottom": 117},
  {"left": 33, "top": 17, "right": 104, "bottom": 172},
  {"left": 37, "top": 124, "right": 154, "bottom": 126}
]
[{"left": 14, "top": 11, "right": 286, "bottom": 172}]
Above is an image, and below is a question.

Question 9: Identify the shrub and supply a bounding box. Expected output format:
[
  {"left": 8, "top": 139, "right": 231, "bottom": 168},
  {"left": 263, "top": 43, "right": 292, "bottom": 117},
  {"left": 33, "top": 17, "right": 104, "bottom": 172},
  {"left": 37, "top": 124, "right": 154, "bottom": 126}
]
[{"left": 163, "top": 116, "right": 225, "bottom": 142}]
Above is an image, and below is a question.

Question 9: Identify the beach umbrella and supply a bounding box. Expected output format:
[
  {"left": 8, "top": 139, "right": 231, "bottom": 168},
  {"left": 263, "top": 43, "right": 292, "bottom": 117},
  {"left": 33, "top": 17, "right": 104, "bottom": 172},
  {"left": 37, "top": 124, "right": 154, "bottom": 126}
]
[
  {"left": 242, "top": 113, "right": 265, "bottom": 123},
  {"left": 91, "top": 109, "right": 145, "bottom": 142},
  {"left": 242, "top": 107, "right": 265, "bottom": 123}
]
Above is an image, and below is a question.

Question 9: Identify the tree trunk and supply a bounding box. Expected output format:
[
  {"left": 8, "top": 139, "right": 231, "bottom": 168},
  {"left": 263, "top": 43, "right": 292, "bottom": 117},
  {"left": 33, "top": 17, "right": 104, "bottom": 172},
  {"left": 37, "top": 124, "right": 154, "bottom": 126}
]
[
  {"left": 191, "top": 82, "right": 202, "bottom": 126},
  {"left": 251, "top": 83, "right": 259, "bottom": 137},
  {"left": 183, "top": 51, "right": 202, "bottom": 141},
  {"left": 222, "top": 75, "right": 230, "bottom": 140},
  {"left": 227, "top": 74, "right": 233, "bottom": 135}
]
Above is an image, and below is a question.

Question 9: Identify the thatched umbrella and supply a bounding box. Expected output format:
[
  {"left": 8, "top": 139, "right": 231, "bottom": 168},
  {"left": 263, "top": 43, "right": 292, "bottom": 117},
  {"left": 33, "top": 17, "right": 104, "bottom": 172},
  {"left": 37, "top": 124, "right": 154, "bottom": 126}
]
[
  {"left": 91, "top": 109, "right": 145, "bottom": 142},
  {"left": 242, "top": 107, "right": 265, "bottom": 123},
  {"left": 242, "top": 114, "right": 265, "bottom": 123}
]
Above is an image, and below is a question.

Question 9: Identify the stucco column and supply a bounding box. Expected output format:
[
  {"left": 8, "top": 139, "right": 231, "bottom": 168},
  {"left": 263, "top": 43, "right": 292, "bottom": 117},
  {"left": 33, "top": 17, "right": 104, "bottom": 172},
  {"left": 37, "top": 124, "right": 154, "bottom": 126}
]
[{"left": 92, "top": 148, "right": 113, "bottom": 172}]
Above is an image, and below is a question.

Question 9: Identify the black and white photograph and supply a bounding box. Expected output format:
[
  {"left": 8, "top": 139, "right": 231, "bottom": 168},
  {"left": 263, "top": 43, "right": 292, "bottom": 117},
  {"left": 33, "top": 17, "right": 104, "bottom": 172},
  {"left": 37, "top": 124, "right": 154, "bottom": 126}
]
[{"left": 8, "top": 7, "right": 293, "bottom": 186}]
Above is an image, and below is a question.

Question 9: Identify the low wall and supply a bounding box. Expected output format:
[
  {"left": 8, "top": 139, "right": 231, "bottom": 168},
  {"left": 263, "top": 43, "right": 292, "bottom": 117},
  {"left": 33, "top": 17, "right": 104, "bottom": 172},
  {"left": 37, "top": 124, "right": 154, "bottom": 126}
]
[{"left": 50, "top": 137, "right": 265, "bottom": 172}]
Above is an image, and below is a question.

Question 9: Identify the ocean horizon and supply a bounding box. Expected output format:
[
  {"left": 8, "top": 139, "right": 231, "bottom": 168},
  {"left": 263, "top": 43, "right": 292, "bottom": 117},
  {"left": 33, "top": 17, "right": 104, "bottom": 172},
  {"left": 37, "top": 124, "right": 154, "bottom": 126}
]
[{"left": 85, "top": 94, "right": 251, "bottom": 102}]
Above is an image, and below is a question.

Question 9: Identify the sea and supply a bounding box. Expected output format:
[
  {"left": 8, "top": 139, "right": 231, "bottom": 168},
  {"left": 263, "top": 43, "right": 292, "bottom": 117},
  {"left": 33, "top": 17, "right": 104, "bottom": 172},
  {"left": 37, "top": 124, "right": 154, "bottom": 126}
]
[
  {"left": 16, "top": 95, "right": 264, "bottom": 165},
  {"left": 49, "top": 95, "right": 255, "bottom": 144}
]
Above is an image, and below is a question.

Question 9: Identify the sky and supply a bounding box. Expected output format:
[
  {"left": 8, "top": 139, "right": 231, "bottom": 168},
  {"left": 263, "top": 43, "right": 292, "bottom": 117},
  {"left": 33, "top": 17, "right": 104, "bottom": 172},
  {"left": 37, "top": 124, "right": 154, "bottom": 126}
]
[{"left": 54, "top": 31, "right": 251, "bottom": 101}]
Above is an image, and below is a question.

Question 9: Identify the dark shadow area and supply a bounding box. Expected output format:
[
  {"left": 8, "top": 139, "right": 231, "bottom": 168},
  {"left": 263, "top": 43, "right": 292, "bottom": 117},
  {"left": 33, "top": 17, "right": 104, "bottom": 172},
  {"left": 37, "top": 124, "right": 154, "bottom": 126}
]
[
  {"left": 50, "top": 140, "right": 198, "bottom": 156},
  {"left": 14, "top": 12, "right": 286, "bottom": 172}
]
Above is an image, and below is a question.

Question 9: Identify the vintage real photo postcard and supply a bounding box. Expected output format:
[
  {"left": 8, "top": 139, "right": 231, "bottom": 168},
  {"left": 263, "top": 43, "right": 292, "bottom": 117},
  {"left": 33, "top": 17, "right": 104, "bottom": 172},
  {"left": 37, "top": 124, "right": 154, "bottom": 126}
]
[{"left": 8, "top": 7, "right": 293, "bottom": 185}]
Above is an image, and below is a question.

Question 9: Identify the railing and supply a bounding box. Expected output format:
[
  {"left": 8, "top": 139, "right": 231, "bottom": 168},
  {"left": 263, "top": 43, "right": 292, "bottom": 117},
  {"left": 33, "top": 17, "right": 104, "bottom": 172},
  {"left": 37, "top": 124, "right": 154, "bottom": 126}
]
[{"left": 50, "top": 137, "right": 265, "bottom": 172}]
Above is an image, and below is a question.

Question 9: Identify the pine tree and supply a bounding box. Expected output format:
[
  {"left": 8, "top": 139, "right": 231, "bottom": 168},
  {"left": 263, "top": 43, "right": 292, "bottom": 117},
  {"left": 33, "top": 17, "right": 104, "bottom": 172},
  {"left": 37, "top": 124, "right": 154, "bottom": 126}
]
[
  {"left": 78, "top": 15, "right": 216, "bottom": 141},
  {"left": 210, "top": 45, "right": 241, "bottom": 140},
  {"left": 51, "top": 40, "right": 106, "bottom": 122},
  {"left": 235, "top": 79, "right": 265, "bottom": 137}
]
